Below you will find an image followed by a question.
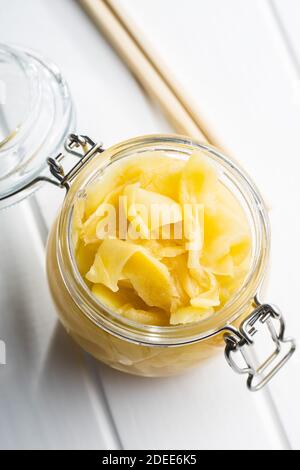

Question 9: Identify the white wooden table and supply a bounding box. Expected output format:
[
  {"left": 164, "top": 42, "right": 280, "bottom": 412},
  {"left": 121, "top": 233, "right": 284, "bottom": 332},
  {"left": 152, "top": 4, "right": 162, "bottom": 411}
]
[{"left": 0, "top": 0, "right": 300, "bottom": 450}]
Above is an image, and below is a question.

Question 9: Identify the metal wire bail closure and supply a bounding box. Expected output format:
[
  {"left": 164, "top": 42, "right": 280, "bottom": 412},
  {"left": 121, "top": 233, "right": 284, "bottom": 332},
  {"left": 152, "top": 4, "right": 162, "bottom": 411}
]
[
  {"left": 46, "top": 134, "right": 104, "bottom": 191},
  {"left": 2, "top": 133, "right": 296, "bottom": 391},
  {"left": 223, "top": 298, "right": 296, "bottom": 391},
  {"left": 0, "top": 134, "right": 104, "bottom": 204}
]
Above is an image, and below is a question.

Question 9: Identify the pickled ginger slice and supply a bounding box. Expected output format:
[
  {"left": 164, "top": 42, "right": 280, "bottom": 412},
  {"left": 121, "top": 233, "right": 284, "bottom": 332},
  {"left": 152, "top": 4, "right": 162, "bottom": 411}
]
[
  {"left": 139, "top": 156, "right": 185, "bottom": 200},
  {"left": 170, "top": 306, "right": 214, "bottom": 325},
  {"left": 123, "top": 250, "right": 178, "bottom": 312},
  {"left": 121, "top": 305, "right": 169, "bottom": 326},
  {"left": 86, "top": 239, "right": 140, "bottom": 291},
  {"left": 190, "top": 284, "right": 220, "bottom": 308},
  {"left": 184, "top": 203, "right": 205, "bottom": 271},
  {"left": 92, "top": 283, "right": 155, "bottom": 312},
  {"left": 82, "top": 185, "right": 123, "bottom": 244},
  {"left": 76, "top": 240, "right": 100, "bottom": 277},
  {"left": 165, "top": 254, "right": 200, "bottom": 299},
  {"left": 84, "top": 164, "right": 123, "bottom": 218},
  {"left": 124, "top": 184, "right": 182, "bottom": 238},
  {"left": 72, "top": 196, "right": 86, "bottom": 249},
  {"left": 92, "top": 283, "right": 131, "bottom": 310},
  {"left": 202, "top": 203, "right": 251, "bottom": 275},
  {"left": 180, "top": 151, "right": 218, "bottom": 205},
  {"left": 131, "top": 239, "right": 186, "bottom": 259},
  {"left": 189, "top": 267, "right": 220, "bottom": 308}
]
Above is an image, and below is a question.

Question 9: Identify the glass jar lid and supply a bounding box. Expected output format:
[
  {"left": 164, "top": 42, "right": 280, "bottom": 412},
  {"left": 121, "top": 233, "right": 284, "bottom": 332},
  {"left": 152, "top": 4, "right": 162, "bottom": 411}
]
[{"left": 0, "top": 43, "right": 75, "bottom": 209}]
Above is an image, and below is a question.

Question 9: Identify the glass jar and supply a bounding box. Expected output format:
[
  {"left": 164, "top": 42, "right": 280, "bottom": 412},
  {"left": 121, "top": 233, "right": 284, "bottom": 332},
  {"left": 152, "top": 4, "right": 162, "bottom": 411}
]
[
  {"left": 45, "top": 134, "right": 295, "bottom": 390},
  {"left": 0, "top": 45, "right": 295, "bottom": 391}
]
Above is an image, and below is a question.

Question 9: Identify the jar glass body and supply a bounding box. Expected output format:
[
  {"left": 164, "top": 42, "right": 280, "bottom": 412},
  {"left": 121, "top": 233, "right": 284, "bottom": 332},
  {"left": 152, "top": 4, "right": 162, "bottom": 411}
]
[{"left": 46, "top": 135, "right": 269, "bottom": 377}]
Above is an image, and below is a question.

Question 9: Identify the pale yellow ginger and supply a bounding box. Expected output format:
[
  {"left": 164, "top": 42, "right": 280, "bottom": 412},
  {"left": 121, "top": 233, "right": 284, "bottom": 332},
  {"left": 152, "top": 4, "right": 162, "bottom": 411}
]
[{"left": 73, "top": 151, "right": 251, "bottom": 326}]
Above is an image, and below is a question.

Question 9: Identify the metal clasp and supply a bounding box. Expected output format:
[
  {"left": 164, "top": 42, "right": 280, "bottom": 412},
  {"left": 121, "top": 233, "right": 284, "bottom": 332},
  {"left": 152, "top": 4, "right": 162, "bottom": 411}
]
[
  {"left": 0, "top": 134, "right": 104, "bottom": 204},
  {"left": 46, "top": 134, "right": 104, "bottom": 191},
  {"left": 223, "top": 300, "right": 296, "bottom": 391}
]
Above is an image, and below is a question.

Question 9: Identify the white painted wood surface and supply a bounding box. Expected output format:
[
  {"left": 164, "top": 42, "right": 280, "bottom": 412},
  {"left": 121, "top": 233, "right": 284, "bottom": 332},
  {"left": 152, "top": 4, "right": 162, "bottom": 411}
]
[{"left": 0, "top": 0, "right": 299, "bottom": 449}]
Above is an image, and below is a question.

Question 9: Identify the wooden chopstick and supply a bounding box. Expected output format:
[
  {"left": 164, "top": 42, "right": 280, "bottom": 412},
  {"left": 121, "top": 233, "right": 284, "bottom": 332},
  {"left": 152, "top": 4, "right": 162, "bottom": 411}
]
[{"left": 79, "top": 0, "right": 220, "bottom": 146}]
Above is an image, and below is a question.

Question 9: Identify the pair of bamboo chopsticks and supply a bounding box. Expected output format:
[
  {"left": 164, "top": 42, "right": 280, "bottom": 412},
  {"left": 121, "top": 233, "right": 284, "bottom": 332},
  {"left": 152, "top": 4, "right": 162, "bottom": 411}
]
[{"left": 79, "top": 0, "right": 218, "bottom": 146}]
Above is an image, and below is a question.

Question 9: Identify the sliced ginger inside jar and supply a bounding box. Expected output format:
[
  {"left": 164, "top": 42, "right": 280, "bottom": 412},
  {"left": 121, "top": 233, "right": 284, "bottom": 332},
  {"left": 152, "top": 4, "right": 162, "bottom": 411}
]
[{"left": 72, "top": 150, "right": 251, "bottom": 326}]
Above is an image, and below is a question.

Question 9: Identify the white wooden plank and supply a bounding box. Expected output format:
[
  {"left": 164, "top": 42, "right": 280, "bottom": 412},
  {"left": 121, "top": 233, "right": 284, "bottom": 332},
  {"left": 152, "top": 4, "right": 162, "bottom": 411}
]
[
  {"left": 1, "top": 0, "right": 300, "bottom": 450},
  {"left": 99, "top": 359, "right": 291, "bottom": 450},
  {"left": 117, "top": 0, "right": 300, "bottom": 186},
  {"left": 0, "top": 202, "right": 121, "bottom": 449},
  {"left": 249, "top": 0, "right": 300, "bottom": 450}
]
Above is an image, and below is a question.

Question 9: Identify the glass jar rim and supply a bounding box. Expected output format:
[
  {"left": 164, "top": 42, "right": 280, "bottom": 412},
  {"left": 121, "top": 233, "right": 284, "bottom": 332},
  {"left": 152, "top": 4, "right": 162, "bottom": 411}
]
[{"left": 57, "top": 134, "right": 270, "bottom": 346}]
